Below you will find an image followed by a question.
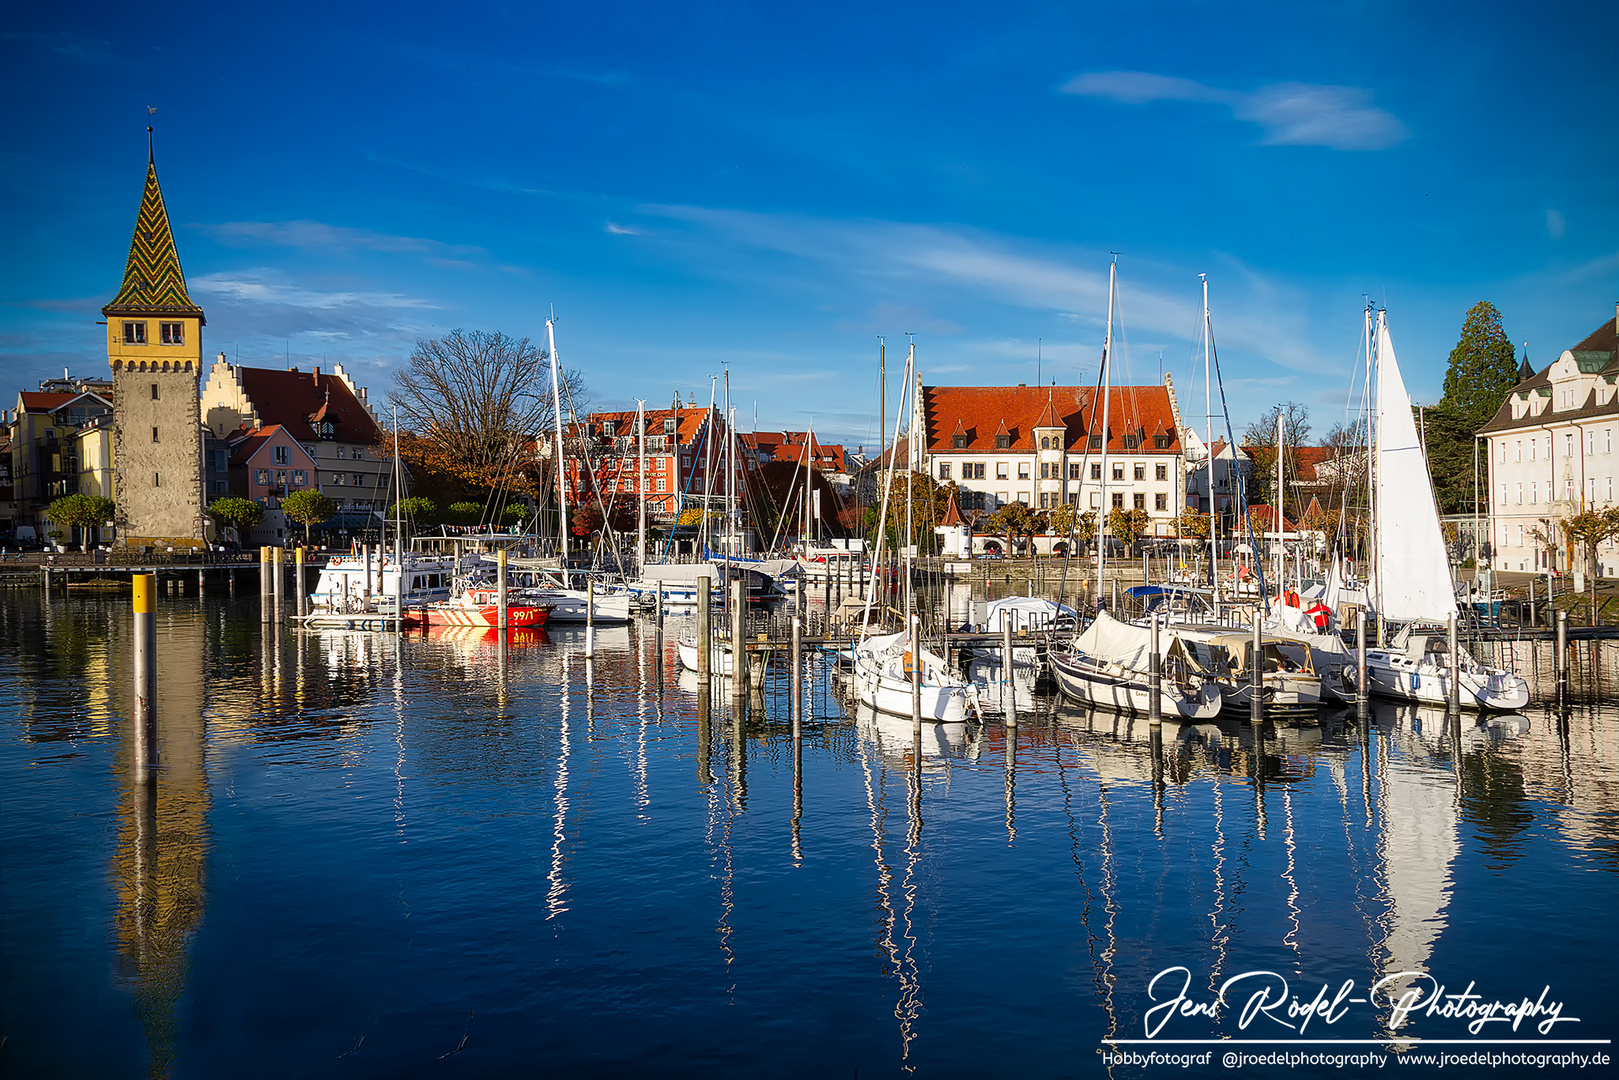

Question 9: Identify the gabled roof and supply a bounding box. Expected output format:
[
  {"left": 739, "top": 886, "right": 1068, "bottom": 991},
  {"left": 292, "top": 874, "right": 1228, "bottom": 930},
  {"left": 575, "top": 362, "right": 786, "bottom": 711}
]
[
  {"left": 233, "top": 367, "right": 380, "bottom": 444},
  {"left": 923, "top": 384, "right": 1181, "bottom": 455},
  {"left": 102, "top": 147, "right": 205, "bottom": 322},
  {"left": 1479, "top": 311, "right": 1619, "bottom": 435},
  {"left": 570, "top": 406, "right": 722, "bottom": 449},
  {"left": 940, "top": 489, "right": 966, "bottom": 527},
  {"left": 17, "top": 391, "right": 80, "bottom": 412},
  {"left": 228, "top": 424, "right": 317, "bottom": 467}
]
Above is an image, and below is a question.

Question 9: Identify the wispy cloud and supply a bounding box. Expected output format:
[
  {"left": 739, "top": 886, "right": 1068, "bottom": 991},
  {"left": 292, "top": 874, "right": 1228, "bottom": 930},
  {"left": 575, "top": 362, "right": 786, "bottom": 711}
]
[
  {"left": 640, "top": 204, "right": 1326, "bottom": 375},
  {"left": 1061, "top": 71, "right": 1408, "bottom": 151},
  {"left": 193, "top": 220, "right": 486, "bottom": 261},
  {"left": 1545, "top": 208, "right": 1566, "bottom": 241},
  {"left": 191, "top": 271, "right": 439, "bottom": 311},
  {"left": 605, "top": 221, "right": 641, "bottom": 236}
]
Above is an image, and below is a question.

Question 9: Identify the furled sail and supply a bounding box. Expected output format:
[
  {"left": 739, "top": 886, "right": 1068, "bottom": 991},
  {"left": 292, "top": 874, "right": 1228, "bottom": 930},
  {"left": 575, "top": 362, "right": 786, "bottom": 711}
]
[{"left": 1371, "top": 313, "right": 1457, "bottom": 623}]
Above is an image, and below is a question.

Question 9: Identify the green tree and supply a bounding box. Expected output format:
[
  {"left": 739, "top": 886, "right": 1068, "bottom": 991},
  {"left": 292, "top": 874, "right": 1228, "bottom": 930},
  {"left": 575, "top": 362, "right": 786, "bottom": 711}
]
[
  {"left": 446, "top": 500, "right": 483, "bottom": 526},
  {"left": 282, "top": 490, "right": 337, "bottom": 543},
  {"left": 987, "top": 501, "right": 1038, "bottom": 555},
  {"left": 46, "top": 493, "right": 116, "bottom": 549},
  {"left": 1077, "top": 510, "right": 1097, "bottom": 553},
  {"left": 1428, "top": 301, "right": 1520, "bottom": 514},
  {"left": 389, "top": 497, "right": 438, "bottom": 533},
  {"left": 207, "top": 497, "right": 264, "bottom": 545}
]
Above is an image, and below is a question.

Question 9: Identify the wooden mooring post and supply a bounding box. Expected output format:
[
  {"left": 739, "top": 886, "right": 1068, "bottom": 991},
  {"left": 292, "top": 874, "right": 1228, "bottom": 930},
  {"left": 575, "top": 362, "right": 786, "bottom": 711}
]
[
  {"left": 696, "top": 574, "right": 711, "bottom": 685},
  {"left": 1249, "top": 612, "right": 1263, "bottom": 724},
  {"left": 790, "top": 613, "right": 803, "bottom": 735},
  {"left": 1148, "top": 613, "right": 1162, "bottom": 725},
  {"left": 1002, "top": 616, "right": 1017, "bottom": 725},
  {"left": 259, "top": 546, "right": 273, "bottom": 624}
]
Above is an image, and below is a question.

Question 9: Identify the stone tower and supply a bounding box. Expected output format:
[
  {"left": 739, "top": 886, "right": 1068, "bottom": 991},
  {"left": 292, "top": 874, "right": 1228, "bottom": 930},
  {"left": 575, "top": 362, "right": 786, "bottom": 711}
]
[{"left": 103, "top": 134, "right": 206, "bottom": 550}]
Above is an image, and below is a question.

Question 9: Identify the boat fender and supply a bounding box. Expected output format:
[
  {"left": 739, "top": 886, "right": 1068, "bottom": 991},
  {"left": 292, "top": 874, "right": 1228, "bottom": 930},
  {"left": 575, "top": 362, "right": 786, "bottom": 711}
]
[
  {"left": 1410, "top": 671, "right": 1421, "bottom": 691},
  {"left": 1341, "top": 664, "right": 1356, "bottom": 687}
]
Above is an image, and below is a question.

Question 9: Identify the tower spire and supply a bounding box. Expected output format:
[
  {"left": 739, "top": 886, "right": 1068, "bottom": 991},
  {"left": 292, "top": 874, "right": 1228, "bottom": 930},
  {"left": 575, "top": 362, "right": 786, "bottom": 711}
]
[{"left": 102, "top": 135, "right": 205, "bottom": 323}]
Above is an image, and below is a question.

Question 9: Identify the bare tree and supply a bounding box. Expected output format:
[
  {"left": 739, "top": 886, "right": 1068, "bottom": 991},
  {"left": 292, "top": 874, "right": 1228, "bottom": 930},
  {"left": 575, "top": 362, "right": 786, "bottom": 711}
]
[
  {"left": 390, "top": 329, "right": 588, "bottom": 487},
  {"left": 1244, "top": 401, "right": 1311, "bottom": 513}
]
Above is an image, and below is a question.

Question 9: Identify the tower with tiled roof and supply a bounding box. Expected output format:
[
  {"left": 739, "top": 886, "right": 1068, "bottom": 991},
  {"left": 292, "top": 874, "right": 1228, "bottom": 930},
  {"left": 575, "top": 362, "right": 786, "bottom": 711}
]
[{"left": 104, "top": 132, "right": 206, "bottom": 549}]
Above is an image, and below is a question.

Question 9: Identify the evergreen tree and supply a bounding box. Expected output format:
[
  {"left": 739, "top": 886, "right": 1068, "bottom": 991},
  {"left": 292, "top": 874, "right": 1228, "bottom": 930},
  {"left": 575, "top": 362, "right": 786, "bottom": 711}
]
[{"left": 1428, "top": 301, "right": 1520, "bottom": 513}]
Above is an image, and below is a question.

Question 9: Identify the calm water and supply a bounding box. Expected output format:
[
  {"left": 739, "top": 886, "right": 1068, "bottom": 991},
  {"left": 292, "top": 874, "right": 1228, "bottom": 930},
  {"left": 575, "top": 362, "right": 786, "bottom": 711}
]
[{"left": 2, "top": 590, "right": 1617, "bottom": 1078}]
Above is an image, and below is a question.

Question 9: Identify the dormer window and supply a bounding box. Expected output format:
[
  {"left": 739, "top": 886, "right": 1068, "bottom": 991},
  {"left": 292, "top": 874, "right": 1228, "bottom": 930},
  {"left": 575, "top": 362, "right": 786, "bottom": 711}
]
[
  {"left": 1154, "top": 432, "right": 1172, "bottom": 449},
  {"left": 1089, "top": 434, "right": 1102, "bottom": 450},
  {"left": 320, "top": 421, "right": 334, "bottom": 439},
  {"left": 953, "top": 434, "right": 969, "bottom": 449},
  {"left": 995, "top": 433, "right": 1011, "bottom": 449},
  {"left": 664, "top": 418, "right": 676, "bottom": 434}
]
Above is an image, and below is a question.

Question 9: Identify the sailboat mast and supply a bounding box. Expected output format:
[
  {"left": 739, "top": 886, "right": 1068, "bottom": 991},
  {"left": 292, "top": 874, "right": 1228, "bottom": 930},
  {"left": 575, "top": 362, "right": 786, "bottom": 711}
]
[
  {"left": 1097, "top": 259, "right": 1116, "bottom": 604},
  {"left": 700, "top": 379, "right": 717, "bottom": 554},
  {"left": 905, "top": 338, "right": 917, "bottom": 621},
  {"left": 392, "top": 403, "right": 403, "bottom": 616},
  {"left": 636, "top": 399, "right": 647, "bottom": 568},
  {"left": 879, "top": 338, "right": 887, "bottom": 483},
  {"left": 1275, "top": 409, "right": 1285, "bottom": 593},
  {"left": 546, "top": 317, "right": 570, "bottom": 574},
  {"left": 1371, "top": 308, "right": 1385, "bottom": 646},
  {"left": 1203, "top": 275, "right": 1219, "bottom": 620}
]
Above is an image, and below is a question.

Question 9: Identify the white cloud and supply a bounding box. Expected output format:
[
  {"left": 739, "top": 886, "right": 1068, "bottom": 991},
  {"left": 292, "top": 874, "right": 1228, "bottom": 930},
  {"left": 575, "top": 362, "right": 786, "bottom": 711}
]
[
  {"left": 605, "top": 221, "right": 641, "bottom": 236},
  {"left": 1061, "top": 71, "right": 1408, "bottom": 151},
  {"left": 195, "top": 220, "right": 486, "bottom": 260},
  {"left": 191, "top": 271, "right": 439, "bottom": 311}
]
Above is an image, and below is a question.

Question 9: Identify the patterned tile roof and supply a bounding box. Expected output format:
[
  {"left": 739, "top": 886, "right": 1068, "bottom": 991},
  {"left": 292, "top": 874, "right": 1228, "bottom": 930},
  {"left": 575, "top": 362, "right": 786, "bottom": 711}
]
[
  {"left": 922, "top": 384, "right": 1181, "bottom": 454},
  {"left": 102, "top": 148, "right": 205, "bottom": 322}
]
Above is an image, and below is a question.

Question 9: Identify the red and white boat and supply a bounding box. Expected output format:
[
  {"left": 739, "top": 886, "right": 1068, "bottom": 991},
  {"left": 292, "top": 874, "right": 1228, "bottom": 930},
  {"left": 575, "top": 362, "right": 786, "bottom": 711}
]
[{"left": 403, "top": 588, "right": 552, "bottom": 629}]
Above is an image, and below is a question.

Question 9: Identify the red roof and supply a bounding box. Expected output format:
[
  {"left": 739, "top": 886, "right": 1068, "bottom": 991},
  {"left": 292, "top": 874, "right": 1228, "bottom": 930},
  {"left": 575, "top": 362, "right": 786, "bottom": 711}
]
[
  {"left": 1247, "top": 504, "right": 1295, "bottom": 532},
  {"left": 18, "top": 391, "right": 80, "bottom": 411},
  {"left": 235, "top": 367, "right": 379, "bottom": 444},
  {"left": 228, "top": 424, "right": 318, "bottom": 468},
  {"left": 571, "top": 407, "right": 715, "bottom": 446},
  {"left": 923, "top": 384, "right": 1181, "bottom": 454}
]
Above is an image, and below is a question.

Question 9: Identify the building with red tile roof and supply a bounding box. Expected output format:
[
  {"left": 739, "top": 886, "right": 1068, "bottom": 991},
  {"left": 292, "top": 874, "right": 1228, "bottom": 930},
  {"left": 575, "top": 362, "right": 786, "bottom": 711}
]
[
  {"left": 920, "top": 377, "right": 1190, "bottom": 536},
  {"left": 559, "top": 404, "right": 748, "bottom": 527},
  {"left": 201, "top": 355, "right": 391, "bottom": 532}
]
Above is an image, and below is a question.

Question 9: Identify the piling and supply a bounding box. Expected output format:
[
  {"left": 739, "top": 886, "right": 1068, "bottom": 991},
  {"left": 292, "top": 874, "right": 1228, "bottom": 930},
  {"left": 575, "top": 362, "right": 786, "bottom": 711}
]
[
  {"left": 731, "top": 575, "right": 747, "bottom": 697},
  {"left": 655, "top": 581, "right": 664, "bottom": 628},
  {"left": 1002, "top": 617, "right": 1017, "bottom": 725},
  {"left": 1249, "top": 612, "right": 1263, "bottom": 724},
  {"left": 360, "top": 543, "right": 372, "bottom": 609},
  {"left": 1447, "top": 612, "right": 1460, "bottom": 715},
  {"left": 294, "top": 548, "right": 306, "bottom": 618},
  {"left": 132, "top": 572, "right": 158, "bottom": 780},
  {"left": 497, "top": 548, "right": 509, "bottom": 632},
  {"left": 197, "top": 568, "right": 206, "bottom": 596},
  {"left": 910, "top": 616, "right": 922, "bottom": 729},
  {"left": 275, "top": 546, "right": 287, "bottom": 621},
  {"left": 259, "top": 546, "right": 273, "bottom": 625},
  {"left": 696, "top": 574, "right": 711, "bottom": 684},
  {"left": 1557, "top": 609, "right": 1569, "bottom": 694},
  {"left": 1356, "top": 608, "right": 1368, "bottom": 717},
  {"left": 584, "top": 577, "right": 596, "bottom": 657},
  {"left": 1148, "top": 613, "right": 1162, "bottom": 724},
  {"left": 790, "top": 613, "right": 803, "bottom": 735}
]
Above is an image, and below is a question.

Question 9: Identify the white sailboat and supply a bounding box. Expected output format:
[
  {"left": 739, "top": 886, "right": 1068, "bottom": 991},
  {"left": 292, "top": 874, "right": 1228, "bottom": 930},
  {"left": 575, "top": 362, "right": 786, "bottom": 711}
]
[
  {"left": 1049, "top": 611, "right": 1223, "bottom": 718},
  {"left": 1359, "top": 309, "right": 1528, "bottom": 710},
  {"left": 850, "top": 337, "right": 978, "bottom": 723}
]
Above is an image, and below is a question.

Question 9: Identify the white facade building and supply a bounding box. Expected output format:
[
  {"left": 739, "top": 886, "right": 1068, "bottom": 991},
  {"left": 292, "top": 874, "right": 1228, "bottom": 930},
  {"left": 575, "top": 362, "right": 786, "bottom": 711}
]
[{"left": 1481, "top": 307, "right": 1619, "bottom": 575}]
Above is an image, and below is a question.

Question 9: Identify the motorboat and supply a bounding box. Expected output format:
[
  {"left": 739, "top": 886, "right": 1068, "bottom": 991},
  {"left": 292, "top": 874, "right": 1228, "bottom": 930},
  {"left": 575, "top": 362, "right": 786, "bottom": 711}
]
[{"left": 402, "top": 587, "right": 552, "bottom": 629}]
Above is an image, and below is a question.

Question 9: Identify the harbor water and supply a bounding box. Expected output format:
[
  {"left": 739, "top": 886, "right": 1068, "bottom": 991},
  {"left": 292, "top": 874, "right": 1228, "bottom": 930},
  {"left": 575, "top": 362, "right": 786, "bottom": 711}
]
[{"left": 2, "top": 589, "right": 1617, "bottom": 1077}]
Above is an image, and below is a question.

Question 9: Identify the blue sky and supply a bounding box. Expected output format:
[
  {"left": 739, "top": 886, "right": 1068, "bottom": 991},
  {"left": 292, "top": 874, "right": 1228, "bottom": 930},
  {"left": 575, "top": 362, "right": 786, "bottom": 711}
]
[{"left": 4, "top": 1, "right": 1616, "bottom": 451}]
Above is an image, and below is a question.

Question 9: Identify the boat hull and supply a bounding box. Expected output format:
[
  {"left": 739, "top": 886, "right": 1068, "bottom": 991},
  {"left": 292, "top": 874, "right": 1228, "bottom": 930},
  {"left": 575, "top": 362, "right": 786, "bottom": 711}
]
[
  {"left": 404, "top": 604, "right": 550, "bottom": 628},
  {"left": 1049, "top": 649, "right": 1222, "bottom": 720},
  {"left": 1361, "top": 652, "right": 1529, "bottom": 711},
  {"left": 676, "top": 636, "right": 767, "bottom": 687}
]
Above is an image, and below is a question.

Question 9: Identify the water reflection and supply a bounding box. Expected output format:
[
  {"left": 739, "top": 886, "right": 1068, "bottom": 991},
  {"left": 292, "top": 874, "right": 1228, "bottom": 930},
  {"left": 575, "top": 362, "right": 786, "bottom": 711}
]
[
  {"left": 113, "top": 606, "right": 209, "bottom": 1077},
  {"left": 4, "top": 591, "right": 1619, "bottom": 1074}
]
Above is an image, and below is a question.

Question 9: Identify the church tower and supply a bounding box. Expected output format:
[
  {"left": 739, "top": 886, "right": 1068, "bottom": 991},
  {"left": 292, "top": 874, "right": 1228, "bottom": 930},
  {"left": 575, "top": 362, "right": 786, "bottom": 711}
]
[{"left": 103, "top": 133, "right": 206, "bottom": 549}]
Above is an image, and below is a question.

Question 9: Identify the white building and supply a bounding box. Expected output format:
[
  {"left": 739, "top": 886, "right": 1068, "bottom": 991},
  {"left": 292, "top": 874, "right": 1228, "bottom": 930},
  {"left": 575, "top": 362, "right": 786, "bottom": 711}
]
[
  {"left": 1481, "top": 307, "right": 1619, "bottom": 575},
  {"left": 919, "top": 377, "right": 1189, "bottom": 537}
]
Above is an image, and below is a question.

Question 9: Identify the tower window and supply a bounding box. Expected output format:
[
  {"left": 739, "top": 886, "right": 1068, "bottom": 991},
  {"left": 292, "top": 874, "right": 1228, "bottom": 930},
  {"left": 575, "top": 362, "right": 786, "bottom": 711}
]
[
  {"left": 152, "top": 427, "right": 159, "bottom": 443},
  {"left": 150, "top": 383, "right": 160, "bottom": 400},
  {"left": 123, "top": 322, "right": 147, "bottom": 344},
  {"left": 153, "top": 472, "right": 161, "bottom": 487},
  {"left": 160, "top": 322, "right": 184, "bottom": 344}
]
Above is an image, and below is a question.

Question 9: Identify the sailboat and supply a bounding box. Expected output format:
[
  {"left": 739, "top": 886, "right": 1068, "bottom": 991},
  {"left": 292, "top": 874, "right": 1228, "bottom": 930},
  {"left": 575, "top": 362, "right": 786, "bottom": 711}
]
[
  {"left": 850, "top": 337, "right": 979, "bottom": 723},
  {"left": 1050, "top": 261, "right": 1224, "bottom": 718},
  {"left": 1356, "top": 309, "right": 1528, "bottom": 711}
]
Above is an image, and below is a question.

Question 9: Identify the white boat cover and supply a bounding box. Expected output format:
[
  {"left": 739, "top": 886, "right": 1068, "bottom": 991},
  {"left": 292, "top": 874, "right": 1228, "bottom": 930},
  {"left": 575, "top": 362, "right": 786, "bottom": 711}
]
[
  {"left": 1073, "top": 611, "right": 1178, "bottom": 670},
  {"left": 983, "top": 596, "right": 1074, "bottom": 632},
  {"left": 1370, "top": 314, "right": 1457, "bottom": 623}
]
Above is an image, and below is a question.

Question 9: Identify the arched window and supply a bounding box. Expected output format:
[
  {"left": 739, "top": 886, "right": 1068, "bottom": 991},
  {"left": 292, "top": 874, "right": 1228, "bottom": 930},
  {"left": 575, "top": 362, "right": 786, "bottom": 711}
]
[{"left": 1040, "top": 436, "right": 1049, "bottom": 450}]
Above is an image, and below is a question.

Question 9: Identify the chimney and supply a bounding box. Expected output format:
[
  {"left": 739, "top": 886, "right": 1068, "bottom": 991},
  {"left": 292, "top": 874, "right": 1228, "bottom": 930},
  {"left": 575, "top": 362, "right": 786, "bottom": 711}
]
[
  {"left": 359, "top": 387, "right": 367, "bottom": 401},
  {"left": 312, "top": 366, "right": 320, "bottom": 378},
  {"left": 218, "top": 351, "right": 228, "bottom": 366}
]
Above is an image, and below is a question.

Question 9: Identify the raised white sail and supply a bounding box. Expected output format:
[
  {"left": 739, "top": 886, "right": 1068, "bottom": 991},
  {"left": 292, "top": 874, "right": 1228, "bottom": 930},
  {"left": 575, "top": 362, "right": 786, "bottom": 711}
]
[{"left": 1370, "top": 312, "right": 1456, "bottom": 623}]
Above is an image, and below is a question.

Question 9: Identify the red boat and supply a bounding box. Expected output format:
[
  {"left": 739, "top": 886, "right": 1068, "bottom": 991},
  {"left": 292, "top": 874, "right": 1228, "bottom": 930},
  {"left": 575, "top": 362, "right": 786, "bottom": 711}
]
[{"left": 402, "top": 588, "right": 552, "bottom": 628}]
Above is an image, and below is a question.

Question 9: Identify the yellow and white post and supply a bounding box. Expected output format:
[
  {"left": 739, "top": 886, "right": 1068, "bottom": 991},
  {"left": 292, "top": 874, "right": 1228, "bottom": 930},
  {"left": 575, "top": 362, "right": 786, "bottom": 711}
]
[{"left": 132, "top": 572, "right": 158, "bottom": 780}]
